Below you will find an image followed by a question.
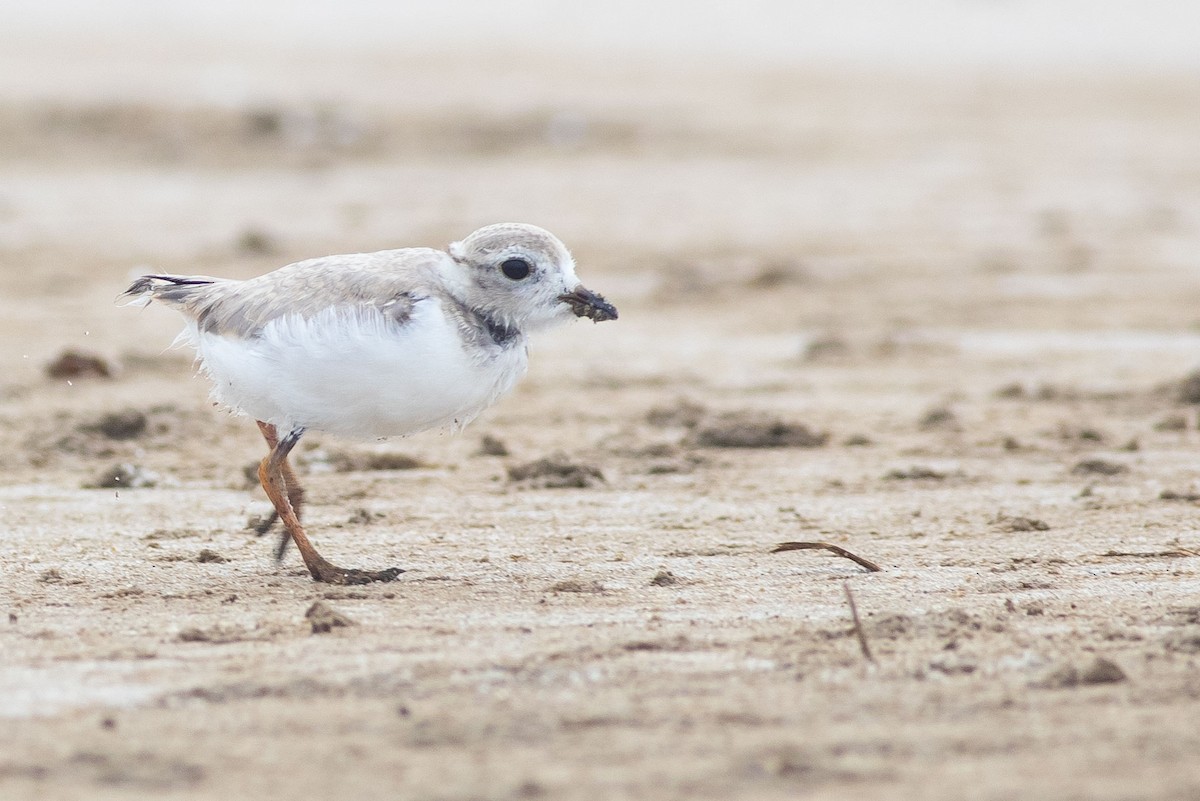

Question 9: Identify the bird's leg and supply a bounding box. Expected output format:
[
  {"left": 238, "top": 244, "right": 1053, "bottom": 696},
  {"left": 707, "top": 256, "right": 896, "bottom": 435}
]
[
  {"left": 256, "top": 422, "right": 403, "bottom": 585},
  {"left": 254, "top": 421, "right": 306, "bottom": 560}
]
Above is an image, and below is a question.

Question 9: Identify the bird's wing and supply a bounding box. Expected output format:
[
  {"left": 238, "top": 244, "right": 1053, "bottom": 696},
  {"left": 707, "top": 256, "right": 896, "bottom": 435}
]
[{"left": 125, "top": 248, "right": 450, "bottom": 339}]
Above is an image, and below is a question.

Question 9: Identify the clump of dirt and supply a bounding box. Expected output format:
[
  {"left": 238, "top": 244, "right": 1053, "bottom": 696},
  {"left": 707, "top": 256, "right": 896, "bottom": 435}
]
[
  {"left": 686, "top": 413, "right": 828, "bottom": 449},
  {"left": 196, "top": 549, "right": 226, "bottom": 563},
  {"left": 1035, "top": 657, "right": 1128, "bottom": 688},
  {"left": 86, "top": 463, "right": 160, "bottom": 489},
  {"left": 1071, "top": 458, "right": 1128, "bottom": 476},
  {"left": 1159, "top": 489, "right": 1200, "bottom": 502},
  {"left": 1176, "top": 369, "right": 1200, "bottom": 403},
  {"left": 37, "top": 568, "right": 82, "bottom": 585},
  {"left": 995, "top": 382, "right": 1067, "bottom": 401},
  {"left": 883, "top": 466, "right": 947, "bottom": 481},
  {"left": 177, "top": 626, "right": 248, "bottom": 644},
  {"left": 142, "top": 528, "right": 200, "bottom": 541},
  {"left": 343, "top": 508, "right": 385, "bottom": 527},
  {"left": 994, "top": 382, "right": 1028, "bottom": 399},
  {"left": 305, "top": 601, "right": 355, "bottom": 634},
  {"left": 648, "top": 401, "right": 828, "bottom": 449},
  {"left": 867, "top": 613, "right": 914, "bottom": 640},
  {"left": 993, "top": 514, "right": 1050, "bottom": 532},
  {"left": 80, "top": 409, "right": 147, "bottom": 440},
  {"left": 476, "top": 434, "right": 509, "bottom": 456},
  {"left": 1058, "top": 425, "right": 1106, "bottom": 444},
  {"left": 26, "top": 405, "right": 196, "bottom": 464},
  {"left": 642, "top": 455, "right": 703, "bottom": 475},
  {"left": 45, "top": 350, "right": 112, "bottom": 379},
  {"left": 321, "top": 449, "right": 423, "bottom": 472},
  {"left": 100, "top": 587, "right": 144, "bottom": 599},
  {"left": 547, "top": 579, "right": 605, "bottom": 594},
  {"left": 919, "top": 407, "right": 959, "bottom": 430},
  {"left": 507, "top": 454, "right": 605, "bottom": 489},
  {"left": 650, "top": 570, "right": 680, "bottom": 586}
]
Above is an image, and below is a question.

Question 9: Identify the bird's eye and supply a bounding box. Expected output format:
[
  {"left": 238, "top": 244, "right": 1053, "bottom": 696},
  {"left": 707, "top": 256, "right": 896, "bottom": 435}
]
[{"left": 500, "top": 258, "right": 531, "bottom": 281}]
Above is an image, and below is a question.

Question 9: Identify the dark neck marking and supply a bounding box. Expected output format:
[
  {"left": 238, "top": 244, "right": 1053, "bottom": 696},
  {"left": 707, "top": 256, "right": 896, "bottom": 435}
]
[
  {"left": 480, "top": 312, "right": 521, "bottom": 347},
  {"left": 445, "top": 293, "right": 523, "bottom": 349}
]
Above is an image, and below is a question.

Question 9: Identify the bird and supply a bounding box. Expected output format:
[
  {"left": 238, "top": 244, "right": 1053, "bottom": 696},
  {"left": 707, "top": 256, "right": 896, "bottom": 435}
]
[{"left": 125, "top": 222, "right": 617, "bottom": 584}]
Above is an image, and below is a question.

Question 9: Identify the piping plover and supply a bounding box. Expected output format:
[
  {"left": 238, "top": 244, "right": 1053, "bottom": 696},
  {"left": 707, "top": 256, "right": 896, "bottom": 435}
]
[{"left": 125, "top": 223, "right": 617, "bottom": 584}]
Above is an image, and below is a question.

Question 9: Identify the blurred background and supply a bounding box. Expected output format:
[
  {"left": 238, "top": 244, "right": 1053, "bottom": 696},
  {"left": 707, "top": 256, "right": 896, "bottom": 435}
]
[
  {"left": 5, "top": 7, "right": 1200, "bottom": 797},
  {"left": 2, "top": 0, "right": 1198, "bottom": 388}
]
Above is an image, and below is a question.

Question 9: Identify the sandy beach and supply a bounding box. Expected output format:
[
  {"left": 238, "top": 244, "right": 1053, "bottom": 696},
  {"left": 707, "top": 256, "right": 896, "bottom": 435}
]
[{"left": 2, "top": 4, "right": 1200, "bottom": 799}]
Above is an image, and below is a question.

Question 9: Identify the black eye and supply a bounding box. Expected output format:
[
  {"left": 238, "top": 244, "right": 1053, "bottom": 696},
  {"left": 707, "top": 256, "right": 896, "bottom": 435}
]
[{"left": 500, "top": 258, "right": 531, "bottom": 280}]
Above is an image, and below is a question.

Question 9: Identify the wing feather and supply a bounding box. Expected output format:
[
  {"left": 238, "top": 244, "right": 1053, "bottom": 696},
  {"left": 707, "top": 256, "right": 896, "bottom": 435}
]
[{"left": 124, "top": 248, "right": 448, "bottom": 338}]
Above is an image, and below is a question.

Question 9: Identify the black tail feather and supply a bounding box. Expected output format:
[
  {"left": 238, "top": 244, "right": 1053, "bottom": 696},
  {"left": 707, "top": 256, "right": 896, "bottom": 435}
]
[{"left": 124, "top": 274, "right": 216, "bottom": 299}]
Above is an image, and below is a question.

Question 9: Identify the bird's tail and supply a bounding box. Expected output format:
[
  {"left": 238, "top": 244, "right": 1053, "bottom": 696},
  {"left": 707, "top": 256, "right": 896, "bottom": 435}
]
[{"left": 121, "top": 274, "right": 220, "bottom": 308}]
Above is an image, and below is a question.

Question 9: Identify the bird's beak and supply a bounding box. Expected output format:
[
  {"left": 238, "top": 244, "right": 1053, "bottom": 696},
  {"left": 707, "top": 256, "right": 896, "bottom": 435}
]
[{"left": 558, "top": 285, "right": 618, "bottom": 323}]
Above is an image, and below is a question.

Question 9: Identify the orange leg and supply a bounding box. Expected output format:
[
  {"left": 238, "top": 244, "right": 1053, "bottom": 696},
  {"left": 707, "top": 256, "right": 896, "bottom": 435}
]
[
  {"left": 254, "top": 421, "right": 307, "bottom": 560},
  {"left": 256, "top": 421, "right": 403, "bottom": 585}
]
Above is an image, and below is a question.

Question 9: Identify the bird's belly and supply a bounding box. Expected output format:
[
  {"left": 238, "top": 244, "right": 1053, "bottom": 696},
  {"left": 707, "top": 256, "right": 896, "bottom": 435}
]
[{"left": 192, "top": 304, "right": 528, "bottom": 438}]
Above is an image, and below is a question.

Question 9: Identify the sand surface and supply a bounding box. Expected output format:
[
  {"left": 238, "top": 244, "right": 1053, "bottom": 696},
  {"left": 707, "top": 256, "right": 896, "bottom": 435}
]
[{"left": 2, "top": 8, "right": 1200, "bottom": 800}]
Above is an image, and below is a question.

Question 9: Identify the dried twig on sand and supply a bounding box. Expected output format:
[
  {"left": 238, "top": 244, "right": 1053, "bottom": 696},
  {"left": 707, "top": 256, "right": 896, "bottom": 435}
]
[
  {"left": 771, "top": 541, "right": 883, "bottom": 572},
  {"left": 843, "top": 581, "right": 874, "bottom": 663}
]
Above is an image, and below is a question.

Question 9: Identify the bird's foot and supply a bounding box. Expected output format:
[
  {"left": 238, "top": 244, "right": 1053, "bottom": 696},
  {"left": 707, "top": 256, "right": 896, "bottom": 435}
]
[
  {"left": 312, "top": 564, "right": 405, "bottom": 585},
  {"left": 252, "top": 510, "right": 279, "bottom": 536}
]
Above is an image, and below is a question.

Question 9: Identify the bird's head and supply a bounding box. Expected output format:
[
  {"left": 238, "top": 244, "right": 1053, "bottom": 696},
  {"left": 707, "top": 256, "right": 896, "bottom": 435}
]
[{"left": 448, "top": 223, "right": 617, "bottom": 333}]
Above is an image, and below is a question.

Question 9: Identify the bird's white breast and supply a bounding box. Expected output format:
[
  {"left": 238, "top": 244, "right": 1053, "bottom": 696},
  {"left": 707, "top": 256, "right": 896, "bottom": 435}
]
[{"left": 187, "top": 297, "right": 529, "bottom": 438}]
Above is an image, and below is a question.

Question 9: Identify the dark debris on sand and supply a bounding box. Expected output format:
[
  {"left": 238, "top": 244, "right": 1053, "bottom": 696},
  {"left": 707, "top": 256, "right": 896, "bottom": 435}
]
[
  {"left": 80, "top": 409, "right": 148, "bottom": 440},
  {"left": 507, "top": 454, "right": 605, "bottom": 489},
  {"left": 1071, "top": 458, "right": 1129, "bottom": 476},
  {"left": 305, "top": 601, "right": 355, "bottom": 634},
  {"left": 883, "top": 466, "right": 947, "bottom": 481},
  {"left": 45, "top": 349, "right": 112, "bottom": 380},
  {"left": 1034, "top": 657, "right": 1128, "bottom": 689},
  {"left": 476, "top": 434, "right": 510, "bottom": 457},
  {"left": 323, "top": 449, "right": 423, "bottom": 472},
  {"left": 992, "top": 514, "right": 1050, "bottom": 532},
  {"left": 646, "top": 400, "right": 827, "bottom": 449},
  {"left": 686, "top": 413, "right": 828, "bottom": 449},
  {"left": 1177, "top": 369, "right": 1200, "bottom": 404}
]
